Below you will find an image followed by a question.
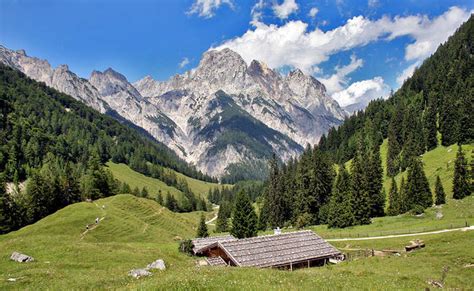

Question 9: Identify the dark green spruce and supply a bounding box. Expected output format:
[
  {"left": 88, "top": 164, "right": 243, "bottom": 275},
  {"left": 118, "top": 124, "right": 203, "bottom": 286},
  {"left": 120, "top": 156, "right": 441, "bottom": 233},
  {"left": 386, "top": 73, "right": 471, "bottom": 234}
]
[
  {"left": 434, "top": 176, "right": 446, "bottom": 205},
  {"left": 231, "top": 190, "right": 257, "bottom": 239},
  {"left": 453, "top": 146, "right": 471, "bottom": 199}
]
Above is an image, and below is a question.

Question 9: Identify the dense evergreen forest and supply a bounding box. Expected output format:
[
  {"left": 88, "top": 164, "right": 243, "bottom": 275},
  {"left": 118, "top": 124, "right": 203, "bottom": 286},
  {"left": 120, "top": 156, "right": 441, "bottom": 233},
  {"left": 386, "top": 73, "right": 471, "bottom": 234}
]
[
  {"left": 0, "top": 65, "right": 214, "bottom": 233},
  {"left": 257, "top": 16, "right": 474, "bottom": 230},
  {"left": 319, "top": 15, "right": 473, "bottom": 166}
]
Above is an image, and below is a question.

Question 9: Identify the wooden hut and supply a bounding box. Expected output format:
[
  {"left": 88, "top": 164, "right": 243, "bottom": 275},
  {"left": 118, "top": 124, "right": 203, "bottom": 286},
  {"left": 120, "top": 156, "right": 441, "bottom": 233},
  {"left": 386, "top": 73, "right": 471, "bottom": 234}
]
[
  {"left": 192, "top": 235, "right": 236, "bottom": 255},
  {"left": 194, "top": 230, "right": 342, "bottom": 269}
]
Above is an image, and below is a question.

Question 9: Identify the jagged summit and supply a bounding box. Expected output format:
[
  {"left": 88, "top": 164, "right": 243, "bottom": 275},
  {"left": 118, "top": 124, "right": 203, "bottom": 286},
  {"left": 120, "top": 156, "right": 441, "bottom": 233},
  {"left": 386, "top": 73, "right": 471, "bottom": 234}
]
[{"left": 0, "top": 44, "right": 346, "bottom": 178}]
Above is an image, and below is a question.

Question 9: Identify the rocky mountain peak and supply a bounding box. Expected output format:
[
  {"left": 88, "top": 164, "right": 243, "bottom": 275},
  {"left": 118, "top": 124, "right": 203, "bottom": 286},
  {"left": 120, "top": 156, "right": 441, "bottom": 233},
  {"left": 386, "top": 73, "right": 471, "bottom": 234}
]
[
  {"left": 16, "top": 49, "right": 27, "bottom": 56},
  {"left": 248, "top": 59, "right": 274, "bottom": 76},
  {"left": 56, "top": 64, "right": 69, "bottom": 71},
  {"left": 103, "top": 67, "right": 128, "bottom": 82}
]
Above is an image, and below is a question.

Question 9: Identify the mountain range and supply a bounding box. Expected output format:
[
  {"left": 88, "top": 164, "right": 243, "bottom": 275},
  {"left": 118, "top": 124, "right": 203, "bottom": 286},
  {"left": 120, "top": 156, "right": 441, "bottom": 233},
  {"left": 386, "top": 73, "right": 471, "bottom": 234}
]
[{"left": 0, "top": 45, "right": 346, "bottom": 179}]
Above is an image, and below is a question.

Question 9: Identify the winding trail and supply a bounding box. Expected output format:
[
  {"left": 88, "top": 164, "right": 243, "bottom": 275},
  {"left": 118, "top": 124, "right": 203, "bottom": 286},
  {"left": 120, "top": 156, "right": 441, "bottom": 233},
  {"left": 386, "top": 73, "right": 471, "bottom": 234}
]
[
  {"left": 326, "top": 225, "right": 473, "bottom": 242},
  {"left": 206, "top": 205, "right": 219, "bottom": 225}
]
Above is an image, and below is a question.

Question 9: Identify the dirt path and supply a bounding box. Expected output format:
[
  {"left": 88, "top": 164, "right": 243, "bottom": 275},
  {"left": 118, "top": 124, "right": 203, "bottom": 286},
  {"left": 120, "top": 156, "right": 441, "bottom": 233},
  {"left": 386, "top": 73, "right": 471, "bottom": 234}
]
[
  {"left": 326, "top": 225, "right": 473, "bottom": 242},
  {"left": 80, "top": 203, "right": 107, "bottom": 239},
  {"left": 206, "top": 205, "right": 219, "bottom": 225}
]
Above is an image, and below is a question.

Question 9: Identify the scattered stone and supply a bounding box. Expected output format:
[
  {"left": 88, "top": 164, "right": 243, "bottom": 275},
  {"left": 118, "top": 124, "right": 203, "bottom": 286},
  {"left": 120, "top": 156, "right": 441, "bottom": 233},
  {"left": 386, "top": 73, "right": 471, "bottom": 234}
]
[
  {"left": 10, "top": 252, "right": 34, "bottom": 263},
  {"left": 196, "top": 259, "right": 208, "bottom": 267},
  {"left": 427, "top": 279, "right": 443, "bottom": 288},
  {"left": 436, "top": 211, "right": 443, "bottom": 220},
  {"left": 146, "top": 259, "right": 166, "bottom": 270},
  {"left": 128, "top": 268, "right": 152, "bottom": 278},
  {"left": 464, "top": 263, "right": 474, "bottom": 268},
  {"left": 173, "top": 236, "right": 183, "bottom": 241}
]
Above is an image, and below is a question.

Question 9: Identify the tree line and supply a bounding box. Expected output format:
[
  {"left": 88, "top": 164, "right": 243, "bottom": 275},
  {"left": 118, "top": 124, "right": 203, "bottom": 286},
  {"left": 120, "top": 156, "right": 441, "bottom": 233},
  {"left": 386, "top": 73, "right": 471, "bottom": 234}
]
[
  {"left": 319, "top": 16, "right": 473, "bottom": 167},
  {"left": 0, "top": 64, "right": 215, "bottom": 234}
]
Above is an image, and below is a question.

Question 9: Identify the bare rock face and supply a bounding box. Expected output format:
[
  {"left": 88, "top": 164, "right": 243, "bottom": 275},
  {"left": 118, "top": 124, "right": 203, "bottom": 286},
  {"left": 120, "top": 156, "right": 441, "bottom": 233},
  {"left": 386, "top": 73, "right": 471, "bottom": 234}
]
[
  {"left": 0, "top": 45, "right": 346, "bottom": 179},
  {"left": 146, "top": 259, "right": 166, "bottom": 270},
  {"left": 0, "top": 46, "right": 107, "bottom": 113},
  {"left": 128, "top": 268, "right": 152, "bottom": 278},
  {"left": 10, "top": 252, "right": 34, "bottom": 263}
]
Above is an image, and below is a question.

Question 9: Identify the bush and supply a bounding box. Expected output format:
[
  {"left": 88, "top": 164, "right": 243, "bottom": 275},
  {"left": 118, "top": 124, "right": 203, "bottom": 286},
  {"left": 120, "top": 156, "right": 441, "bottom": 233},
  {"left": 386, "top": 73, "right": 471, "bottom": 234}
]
[
  {"left": 295, "top": 213, "right": 312, "bottom": 229},
  {"left": 410, "top": 204, "right": 425, "bottom": 215},
  {"left": 178, "top": 239, "right": 194, "bottom": 255}
]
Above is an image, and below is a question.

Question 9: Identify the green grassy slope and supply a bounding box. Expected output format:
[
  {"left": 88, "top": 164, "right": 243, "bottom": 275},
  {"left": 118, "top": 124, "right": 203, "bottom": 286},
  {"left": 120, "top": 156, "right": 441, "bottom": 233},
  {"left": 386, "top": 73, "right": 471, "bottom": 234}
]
[
  {"left": 380, "top": 141, "right": 474, "bottom": 198},
  {"left": 172, "top": 169, "right": 232, "bottom": 196},
  {"left": 106, "top": 162, "right": 184, "bottom": 199},
  {"left": 1, "top": 194, "right": 472, "bottom": 289},
  {"left": 106, "top": 162, "right": 229, "bottom": 200}
]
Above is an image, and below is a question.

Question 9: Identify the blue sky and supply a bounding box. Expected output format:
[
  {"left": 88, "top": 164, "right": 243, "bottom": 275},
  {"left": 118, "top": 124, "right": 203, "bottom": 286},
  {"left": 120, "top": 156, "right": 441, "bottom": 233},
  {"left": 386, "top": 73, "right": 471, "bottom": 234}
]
[{"left": 1, "top": 0, "right": 473, "bottom": 108}]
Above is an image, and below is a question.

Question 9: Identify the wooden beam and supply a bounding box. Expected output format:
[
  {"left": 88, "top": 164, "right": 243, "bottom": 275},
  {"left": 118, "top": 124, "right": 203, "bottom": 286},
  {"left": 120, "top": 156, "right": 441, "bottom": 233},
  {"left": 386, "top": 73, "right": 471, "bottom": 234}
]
[{"left": 290, "top": 261, "right": 293, "bottom": 271}]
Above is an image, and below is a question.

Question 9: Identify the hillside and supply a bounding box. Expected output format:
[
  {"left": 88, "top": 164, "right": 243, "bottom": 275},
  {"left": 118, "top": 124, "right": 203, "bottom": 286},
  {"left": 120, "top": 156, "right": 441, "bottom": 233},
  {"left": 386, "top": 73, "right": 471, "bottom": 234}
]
[
  {"left": 0, "top": 64, "right": 216, "bottom": 234},
  {"left": 1, "top": 194, "right": 473, "bottom": 289},
  {"left": 106, "top": 162, "right": 229, "bottom": 200},
  {"left": 380, "top": 141, "right": 474, "bottom": 198}
]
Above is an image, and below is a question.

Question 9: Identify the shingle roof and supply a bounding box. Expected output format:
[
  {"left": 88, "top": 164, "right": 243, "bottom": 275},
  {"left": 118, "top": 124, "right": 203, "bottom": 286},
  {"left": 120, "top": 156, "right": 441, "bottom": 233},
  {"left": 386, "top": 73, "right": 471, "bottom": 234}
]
[
  {"left": 219, "top": 230, "right": 340, "bottom": 268},
  {"left": 192, "top": 235, "right": 236, "bottom": 254},
  {"left": 206, "top": 256, "right": 227, "bottom": 266}
]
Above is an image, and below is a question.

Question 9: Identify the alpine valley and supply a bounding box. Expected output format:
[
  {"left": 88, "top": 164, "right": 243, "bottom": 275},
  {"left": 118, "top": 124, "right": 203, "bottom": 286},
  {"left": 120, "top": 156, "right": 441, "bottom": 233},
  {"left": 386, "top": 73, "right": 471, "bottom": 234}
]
[{"left": 0, "top": 46, "right": 346, "bottom": 180}]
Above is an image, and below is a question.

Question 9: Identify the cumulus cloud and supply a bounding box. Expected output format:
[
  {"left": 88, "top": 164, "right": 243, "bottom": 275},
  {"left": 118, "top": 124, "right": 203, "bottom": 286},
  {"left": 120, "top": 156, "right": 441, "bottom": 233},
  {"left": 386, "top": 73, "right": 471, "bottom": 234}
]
[
  {"left": 273, "top": 0, "right": 299, "bottom": 20},
  {"left": 179, "top": 57, "right": 190, "bottom": 68},
  {"left": 308, "top": 7, "right": 319, "bottom": 18},
  {"left": 187, "top": 0, "right": 234, "bottom": 18},
  {"left": 332, "top": 77, "right": 390, "bottom": 112},
  {"left": 319, "top": 55, "right": 364, "bottom": 94},
  {"left": 251, "top": 0, "right": 265, "bottom": 25},
  {"left": 215, "top": 6, "right": 471, "bottom": 74},
  {"left": 396, "top": 61, "right": 419, "bottom": 85}
]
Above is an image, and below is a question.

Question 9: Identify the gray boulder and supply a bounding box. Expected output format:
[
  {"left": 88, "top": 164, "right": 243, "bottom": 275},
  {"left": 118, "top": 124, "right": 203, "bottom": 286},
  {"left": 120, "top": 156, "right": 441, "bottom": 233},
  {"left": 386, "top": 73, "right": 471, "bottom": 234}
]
[
  {"left": 10, "top": 252, "right": 34, "bottom": 263},
  {"left": 146, "top": 259, "right": 166, "bottom": 270},
  {"left": 128, "top": 268, "right": 152, "bottom": 278}
]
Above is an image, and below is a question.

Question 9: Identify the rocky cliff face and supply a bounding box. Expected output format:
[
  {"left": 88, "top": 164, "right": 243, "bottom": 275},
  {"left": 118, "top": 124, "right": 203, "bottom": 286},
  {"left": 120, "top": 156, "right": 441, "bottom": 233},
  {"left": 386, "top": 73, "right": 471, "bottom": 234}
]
[
  {"left": 0, "top": 45, "right": 346, "bottom": 179},
  {"left": 0, "top": 46, "right": 108, "bottom": 113}
]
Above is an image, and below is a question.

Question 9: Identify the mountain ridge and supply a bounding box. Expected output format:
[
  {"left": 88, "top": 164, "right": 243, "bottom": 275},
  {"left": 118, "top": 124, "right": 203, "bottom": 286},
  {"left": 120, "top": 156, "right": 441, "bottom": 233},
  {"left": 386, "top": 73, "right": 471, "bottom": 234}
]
[{"left": 0, "top": 45, "right": 346, "bottom": 179}]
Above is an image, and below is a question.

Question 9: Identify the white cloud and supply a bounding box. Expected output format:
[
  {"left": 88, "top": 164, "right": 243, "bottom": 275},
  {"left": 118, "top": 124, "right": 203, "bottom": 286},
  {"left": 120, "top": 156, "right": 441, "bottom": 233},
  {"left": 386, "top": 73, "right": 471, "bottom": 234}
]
[
  {"left": 308, "top": 7, "right": 318, "bottom": 18},
  {"left": 396, "top": 61, "right": 419, "bottom": 85},
  {"left": 319, "top": 55, "right": 364, "bottom": 94},
  {"left": 273, "top": 0, "right": 299, "bottom": 20},
  {"left": 332, "top": 77, "right": 390, "bottom": 111},
  {"left": 187, "top": 0, "right": 234, "bottom": 18},
  {"left": 215, "top": 6, "right": 471, "bottom": 74},
  {"left": 251, "top": 0, "right": 265, "bottom": 25},
  {"left": 368, "top": 0, "right": 379, "bottom": 8},
  {"left": 179, "top": 57, "right": 190, "bottom": 68},
  {"left": 388, "top": 6, "right": 470, "bottom": 61}
]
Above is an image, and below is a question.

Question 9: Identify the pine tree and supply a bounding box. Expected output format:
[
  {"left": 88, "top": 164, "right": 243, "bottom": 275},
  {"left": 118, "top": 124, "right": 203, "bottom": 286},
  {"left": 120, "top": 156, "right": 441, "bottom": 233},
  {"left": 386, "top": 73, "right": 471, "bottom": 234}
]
[
  {"left": 0, "top": 175, "right": 14, "bottom": 234},
  {"left": 398, "top": 177, "right": 409, "bottom": 214},
  {"left": 453, "top": 145, "right": 471, "bottom": 199},
  {"left": 140, "top": 187, "right": 149, "bottom": 198},
  {"left": 260, "top": 154, "right": 286, "bottom": 229},
  {"left": 351, "top": 141, "right": 371, "bottom": 225},
  {"left": 387, "top": 107, "right": 403, "bottom": 177},
  {"left": 434, "top": 176, "right": 446, "bottom": 205},
  {"left": 215, "top": 201, "right": 231, "bottom": 233},
  {"left": 406, "top": 158, "right": 433, "bottom": 209},
  {"left": 293, "top": 147, "right": 314, "bottom": 221},
  {"left": 310, "top": 147, "right": 334, "bottom": 223},
  {"left": 196, "top": 213, "right": 209, "bottom": 238},
  {"left": 231, "top": 190, "right": 257, "bottom": 239},
  {"left": 387, "top": 178, "right": 400, "bottom": 216},
  {"left": 165, "top": 192, "right": 179, "bottom": 212},
  {"left": 423, "top": 93, "right": 438, "bottom": 151},
  {"left": 156, "top": 190, "right": 163, "bottom": 205},
  {"left": 367, "top": 145, "right": 385, "bottom": 217},
  {"left": 327, "top": 166, "right": 354, "bottom": 228}
]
